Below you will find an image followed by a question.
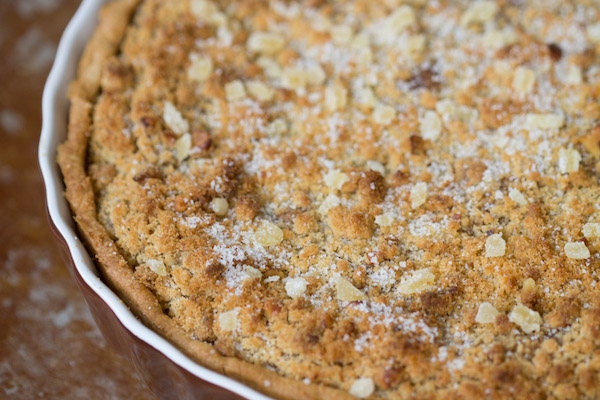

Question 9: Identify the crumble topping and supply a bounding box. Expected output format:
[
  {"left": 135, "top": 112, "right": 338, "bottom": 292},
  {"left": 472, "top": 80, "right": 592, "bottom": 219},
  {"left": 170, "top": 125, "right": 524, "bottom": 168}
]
[{"left": 80, "top": 0, "right": 600, "bottom": 398}]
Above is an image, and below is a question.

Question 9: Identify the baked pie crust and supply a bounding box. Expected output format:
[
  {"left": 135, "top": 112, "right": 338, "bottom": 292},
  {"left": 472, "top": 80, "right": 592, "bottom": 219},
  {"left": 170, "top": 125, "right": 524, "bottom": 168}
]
[{"left": 58, "top": 0, "right": 600, "bottom": 398}]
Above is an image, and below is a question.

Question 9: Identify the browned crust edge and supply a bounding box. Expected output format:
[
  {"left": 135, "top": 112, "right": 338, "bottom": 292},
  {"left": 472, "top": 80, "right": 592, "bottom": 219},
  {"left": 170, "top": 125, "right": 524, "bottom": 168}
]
[{"left": 56, "top": 1, "right": 353, "bottom": 399}]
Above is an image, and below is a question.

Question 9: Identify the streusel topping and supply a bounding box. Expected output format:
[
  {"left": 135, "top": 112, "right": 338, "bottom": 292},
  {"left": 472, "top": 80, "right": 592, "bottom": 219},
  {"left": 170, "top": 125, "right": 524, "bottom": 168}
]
[{"left": 86, "top": 0, "right": 600, "bottom": 397}]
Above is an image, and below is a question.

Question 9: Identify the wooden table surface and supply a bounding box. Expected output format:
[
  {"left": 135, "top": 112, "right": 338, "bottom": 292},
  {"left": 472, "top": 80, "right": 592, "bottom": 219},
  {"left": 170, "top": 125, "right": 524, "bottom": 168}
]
[{"left": 0, "top": 2, "right": 156, "bottom": 399}]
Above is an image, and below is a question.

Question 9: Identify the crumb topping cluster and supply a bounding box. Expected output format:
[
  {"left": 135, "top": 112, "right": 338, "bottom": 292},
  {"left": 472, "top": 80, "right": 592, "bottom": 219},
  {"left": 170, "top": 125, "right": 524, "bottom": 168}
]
[{"left": 86, "top": 0, "right": 600, "bottom": 398}]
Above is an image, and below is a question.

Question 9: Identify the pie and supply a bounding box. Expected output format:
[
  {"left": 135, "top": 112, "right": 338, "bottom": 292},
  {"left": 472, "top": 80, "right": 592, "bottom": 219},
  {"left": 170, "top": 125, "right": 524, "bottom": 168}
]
[{"left": 58, "top": 0, "right": 600, "bottom": 398}]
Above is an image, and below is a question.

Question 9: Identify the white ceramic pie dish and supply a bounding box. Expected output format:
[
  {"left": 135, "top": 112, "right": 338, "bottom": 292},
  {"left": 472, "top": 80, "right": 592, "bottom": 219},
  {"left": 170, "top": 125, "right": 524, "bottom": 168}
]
[{"left": 38, "top": 1, "right": 274, "bottom": 399}]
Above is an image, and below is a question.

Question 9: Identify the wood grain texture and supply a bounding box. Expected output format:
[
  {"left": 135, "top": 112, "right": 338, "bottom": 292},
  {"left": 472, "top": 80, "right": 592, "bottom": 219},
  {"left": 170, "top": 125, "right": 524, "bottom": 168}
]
[{"left": 0, "top": 2, "right": 155, "bottom": 399}]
